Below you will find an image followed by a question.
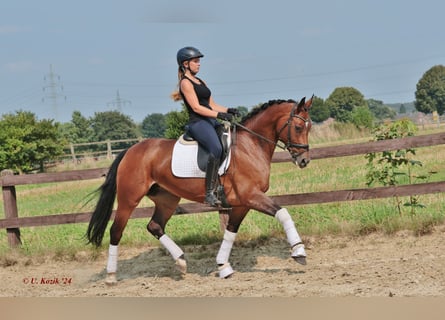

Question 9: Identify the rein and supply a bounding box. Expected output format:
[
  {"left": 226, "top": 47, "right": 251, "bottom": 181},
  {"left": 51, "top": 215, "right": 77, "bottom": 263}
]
[
  {"left": 233, "top": 122, "right": 287, "bottom": 150},
  {"left": 233, "top": 104, "right": 310, "bottom": 155}
]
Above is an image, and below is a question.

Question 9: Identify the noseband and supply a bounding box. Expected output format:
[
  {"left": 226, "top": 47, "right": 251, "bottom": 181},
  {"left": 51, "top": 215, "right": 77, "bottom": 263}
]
[{"left": 233, "top": 103, "right": 310, "bottom": 159}]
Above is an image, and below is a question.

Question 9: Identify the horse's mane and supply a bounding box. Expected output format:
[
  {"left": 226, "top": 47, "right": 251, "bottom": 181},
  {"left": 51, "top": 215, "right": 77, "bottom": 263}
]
[{"left": 240, "top": 99, "right": 297, "bottom": 125}]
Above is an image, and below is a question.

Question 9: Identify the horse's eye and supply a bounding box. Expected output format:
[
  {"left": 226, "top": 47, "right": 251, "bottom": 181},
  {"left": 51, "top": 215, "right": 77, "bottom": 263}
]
[{"left": 294, "top": 125, "right": 303, "bottom": 133}]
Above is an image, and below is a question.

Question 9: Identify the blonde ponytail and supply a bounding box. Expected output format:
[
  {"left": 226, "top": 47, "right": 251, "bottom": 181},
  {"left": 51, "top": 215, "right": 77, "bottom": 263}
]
[
  {"left": 170, "top": 90, "right": 182, "bottom": 102},
  {"left": 170, "top": 67, "right": 185, "bottom": 102}
]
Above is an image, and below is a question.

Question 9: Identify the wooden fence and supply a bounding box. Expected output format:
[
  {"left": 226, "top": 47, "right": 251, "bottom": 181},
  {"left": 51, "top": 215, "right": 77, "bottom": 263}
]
[
  {"left": 65, "top": 138, "right": 141, "bottom": 161},
  {"left": 1, "top": 132, "right": 445, "bottom": 247}
]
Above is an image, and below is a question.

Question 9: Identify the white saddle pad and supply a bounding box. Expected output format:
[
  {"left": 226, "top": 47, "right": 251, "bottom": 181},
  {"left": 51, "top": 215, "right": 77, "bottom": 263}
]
[{"left": 171, "top": 137, "right": 231, "bottom": 178}]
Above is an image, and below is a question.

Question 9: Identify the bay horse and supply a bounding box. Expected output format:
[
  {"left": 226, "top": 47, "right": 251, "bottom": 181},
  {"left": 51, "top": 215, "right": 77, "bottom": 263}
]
[{"left": 86, "top": 96, "right": 313, "bottom": 285}]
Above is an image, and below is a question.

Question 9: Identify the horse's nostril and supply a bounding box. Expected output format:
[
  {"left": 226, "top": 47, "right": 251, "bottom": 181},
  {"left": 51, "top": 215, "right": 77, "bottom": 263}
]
[{"left": 299, "top": 158, "right": 310, "bottom": 168}]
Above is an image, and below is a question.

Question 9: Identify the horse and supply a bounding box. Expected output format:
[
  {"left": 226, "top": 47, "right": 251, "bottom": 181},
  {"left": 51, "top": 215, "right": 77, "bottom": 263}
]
[{"left": 86, "top": 96, "right": 313, "bottom": 285}]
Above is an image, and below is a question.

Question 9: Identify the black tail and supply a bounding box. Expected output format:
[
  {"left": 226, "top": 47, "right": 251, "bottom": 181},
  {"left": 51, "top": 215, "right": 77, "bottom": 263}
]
[{"left": 86, "top": 150, "right": 128, "bottom": 247}]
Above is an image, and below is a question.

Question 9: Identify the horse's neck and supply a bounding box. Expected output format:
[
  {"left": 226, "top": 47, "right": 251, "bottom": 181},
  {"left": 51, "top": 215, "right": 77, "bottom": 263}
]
[{"left": 236, "top": 121, "right": 278, "bottom": 158}]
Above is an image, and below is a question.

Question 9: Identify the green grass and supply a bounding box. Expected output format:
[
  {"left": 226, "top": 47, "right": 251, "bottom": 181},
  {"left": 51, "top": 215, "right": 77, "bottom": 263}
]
[{"left": 1, "top": 125, "right": 445, "bottom": 259}]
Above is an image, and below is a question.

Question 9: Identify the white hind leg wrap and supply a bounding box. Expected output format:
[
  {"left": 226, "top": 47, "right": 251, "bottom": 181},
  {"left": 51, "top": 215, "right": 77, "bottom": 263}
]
[
  {"left": 216, "top": 230, "right": 237, "bottom": 265},
  {"left": 275, "top": 208, "right": 302, "bottom": 247},
  {"left": 106, "top": 244, "right": 118, "bottom": 273},
  {"left": 159, "top": 234, "right": 184, "bottom": 260}
]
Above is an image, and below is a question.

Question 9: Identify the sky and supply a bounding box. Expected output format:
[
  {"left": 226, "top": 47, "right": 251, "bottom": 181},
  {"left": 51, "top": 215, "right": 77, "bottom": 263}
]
[{"left": 1, "top": 0, "right": 444, "bottom": 123}]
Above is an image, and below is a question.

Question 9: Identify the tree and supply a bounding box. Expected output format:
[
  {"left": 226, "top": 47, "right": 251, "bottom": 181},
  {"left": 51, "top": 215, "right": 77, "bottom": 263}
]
[
  {"left": 415, "top": 65, "right": 445, "bottom": 115},
  {"left": 91, "top": 111, "right": 138, "bottom": 150},
  {"left": 141, "top": 113, "right": 166, "bottom": 138},
  {"left": 91, "top": 111, "right": 138, "bottom": 141},
  {"left": 367, "top": 99, "right": 396, "bottom": 121},
  {"left": 325, "top": 87, "right": 368, "bottom": 122},
  {"left": 59, "top": 111, "right": 94, "bottom": 143},
  {"left": 71, "top": 111, "right": 94, "bottom": 142},
  {"left": 234, "top": 106, "right": 249, "bottom": 118},
  {"left": 399, "top": 104, "right": 406, "bottom": 114},
  {"left": 0, "top": 111, "right": 65, "bottom": 173},
  {"left": 164, "top": 105, "right": 189, "bottom": 139},
  {"left": 351, "top": 106, "right": 374, "bottom": 128},
  {"left": 309, "top": 96, "right": 330, "bottom": 123}
]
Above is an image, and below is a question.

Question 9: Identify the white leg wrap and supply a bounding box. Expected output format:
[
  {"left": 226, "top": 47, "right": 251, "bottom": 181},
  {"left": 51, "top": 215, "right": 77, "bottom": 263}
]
[
  {"left": 216, "top": 230, "right": 237, "bottom": 265},
  {"left": 159, "top": 234, "right": 184, "bottom": 260},
  {"left": 275, "top": 208, "right": 302, "bottom": 246},
  {"left": 106, "top": 244, "right": 118, "bottom": 273},
  {"left": 218, "top": 263, "right": 235, "bottom": 279},
  {"left": 291, "top": 243, "right": 306, "bottom": 258}
]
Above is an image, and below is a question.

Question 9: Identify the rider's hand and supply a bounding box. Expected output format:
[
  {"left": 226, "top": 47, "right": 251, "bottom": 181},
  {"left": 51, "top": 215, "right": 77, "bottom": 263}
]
[
  {"left": 217, "top": 112, "right": 233, "bottom": 121},
  {"left": 227, "top": 108, "right": 240, "bottom": 117}
]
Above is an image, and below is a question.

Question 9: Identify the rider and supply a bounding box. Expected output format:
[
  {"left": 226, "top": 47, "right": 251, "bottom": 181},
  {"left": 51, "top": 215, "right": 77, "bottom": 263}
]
[{"left": 171, "top": 46, "right": 239, "bottom": 206}]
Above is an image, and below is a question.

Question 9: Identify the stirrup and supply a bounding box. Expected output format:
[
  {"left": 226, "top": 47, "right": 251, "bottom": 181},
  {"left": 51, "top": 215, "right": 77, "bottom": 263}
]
[
  {"left": 217, "top": 185, "right": 231, "bottom": 208},
  {"left": 205, "top": 192, "right": 221, "bottom": 207}
]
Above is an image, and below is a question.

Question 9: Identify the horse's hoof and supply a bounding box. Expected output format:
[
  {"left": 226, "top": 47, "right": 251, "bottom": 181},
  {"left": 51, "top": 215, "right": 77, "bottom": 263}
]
[
  {"left": 218, "top": 263, "right": 234, "bottom": 279},
  {"left": 291, "top": 243, "right": 307, "bottom": 265},
  {"left": 105, "top": 273, "right": 117, "bottom": 286},
  {"left": 293, "top": 256, "right": 307, "bottom": 265},
  {"left": 175, "top": 258, "right": 187, "bottom": 274}
]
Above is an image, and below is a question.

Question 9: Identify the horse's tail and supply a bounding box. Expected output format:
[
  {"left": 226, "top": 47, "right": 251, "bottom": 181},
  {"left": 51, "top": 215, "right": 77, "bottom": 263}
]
[{"left": 86, "top": 150, "right": 128, "bottom": 247}]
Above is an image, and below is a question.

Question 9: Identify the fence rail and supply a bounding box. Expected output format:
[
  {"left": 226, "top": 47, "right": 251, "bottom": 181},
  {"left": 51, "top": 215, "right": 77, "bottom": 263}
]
[
  {"left": 65, "top": 138, "right": 141, "bottom": 161},
  {"left": 2, "top": 132, "right": 445, "bottom": 247}
]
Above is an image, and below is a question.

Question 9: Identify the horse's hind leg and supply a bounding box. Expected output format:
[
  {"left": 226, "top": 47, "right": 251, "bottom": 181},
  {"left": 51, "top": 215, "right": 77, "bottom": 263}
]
[
  {"left": 105, "top": 204, "right": 140, "bottom": 285},
  {"left": 105, "top": 204, "right": 137, "bottom": 285},
  {"left": 106, "top": 181, "right": 149, "bottom": 285},
  {"left": 146, "top": 185, "right": 186, "bottom": 274}
]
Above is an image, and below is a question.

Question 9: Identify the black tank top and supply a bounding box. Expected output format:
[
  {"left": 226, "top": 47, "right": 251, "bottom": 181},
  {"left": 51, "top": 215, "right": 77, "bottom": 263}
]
[{"left": 180, "top": 76, "right": 212, "bottom": 123}]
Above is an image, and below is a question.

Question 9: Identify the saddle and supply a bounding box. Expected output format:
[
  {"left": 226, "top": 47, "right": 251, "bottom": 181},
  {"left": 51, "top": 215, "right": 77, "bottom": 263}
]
[{"left": 171, "top": 121, "right": 232, "bottom": 178}]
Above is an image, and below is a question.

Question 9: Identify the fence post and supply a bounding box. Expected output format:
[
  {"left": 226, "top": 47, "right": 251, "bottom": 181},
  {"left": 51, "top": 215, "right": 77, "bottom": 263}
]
[
  {"left": 107, "top": 140, "right": 112, "bottom": 159},
  {"left": 1, "top": 170, "right": 21, "bottom": 247},
  {"left": 219, "top": 212, "right": 229, "bottom": 232},
  {"left": 70, "top": 143, "right": 76, "bottom": 162}
]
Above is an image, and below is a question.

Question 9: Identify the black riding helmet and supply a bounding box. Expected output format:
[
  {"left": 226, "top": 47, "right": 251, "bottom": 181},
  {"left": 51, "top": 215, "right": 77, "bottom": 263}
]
[{"left": 176, "top": 46, "right": 204, "bottom": 66}]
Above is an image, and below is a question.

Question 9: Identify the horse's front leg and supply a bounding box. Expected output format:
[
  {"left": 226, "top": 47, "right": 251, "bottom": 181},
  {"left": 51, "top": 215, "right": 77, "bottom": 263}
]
[
  {"left": 249, "top": 195, "right": 307, "bottom": 265},
  {"left": 147, "top": 219, "right": 187, "bottom": 274},
  {"left": 275, "top": 208, "right": 306, "bottom": 265}
]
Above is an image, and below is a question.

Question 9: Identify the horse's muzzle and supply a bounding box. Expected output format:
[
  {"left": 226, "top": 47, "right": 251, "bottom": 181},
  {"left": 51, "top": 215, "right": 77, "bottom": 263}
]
[
  {"left": 291, "top": 151, "right": 310, "bottom": 168},
  {"left": 297, "top": 156, "right": 310, "bottom": 168}
]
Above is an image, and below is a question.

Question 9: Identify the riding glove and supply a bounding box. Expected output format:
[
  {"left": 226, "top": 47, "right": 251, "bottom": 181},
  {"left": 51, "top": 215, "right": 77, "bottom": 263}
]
[
  {"left": 217, "top": 112, "right": 233, "bottom": 121},
  {"left": 227, "top": 108, "right": 241, "bottom": 116}
]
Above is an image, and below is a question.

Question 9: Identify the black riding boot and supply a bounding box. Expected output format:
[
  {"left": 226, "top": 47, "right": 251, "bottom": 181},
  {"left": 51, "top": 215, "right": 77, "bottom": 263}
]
[{"left": 204, "top": 155, "right": 221, "bottom": 207}]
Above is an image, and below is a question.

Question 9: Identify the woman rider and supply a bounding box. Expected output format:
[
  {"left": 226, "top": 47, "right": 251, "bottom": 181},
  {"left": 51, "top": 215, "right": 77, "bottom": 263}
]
[{"left": 171, "top": 46, "right": 239, "bottom": 206}]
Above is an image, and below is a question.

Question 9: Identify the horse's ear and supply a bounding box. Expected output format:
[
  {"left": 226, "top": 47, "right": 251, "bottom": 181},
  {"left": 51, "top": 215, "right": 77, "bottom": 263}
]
[
  {"left": 305, "top": 94, "right": 314, "bottom": 110},
  {"left": 298, "top": 97, "right": 306, "bottom": 108}
]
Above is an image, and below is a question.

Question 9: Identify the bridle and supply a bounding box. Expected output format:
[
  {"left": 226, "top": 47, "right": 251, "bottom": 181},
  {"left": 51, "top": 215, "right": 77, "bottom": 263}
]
[
  {"left": 277, "top": 103, "right": 310, "bottom": 152},
  {"left": 233, "top": 103, "right": 310, "bottom": 159}
]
